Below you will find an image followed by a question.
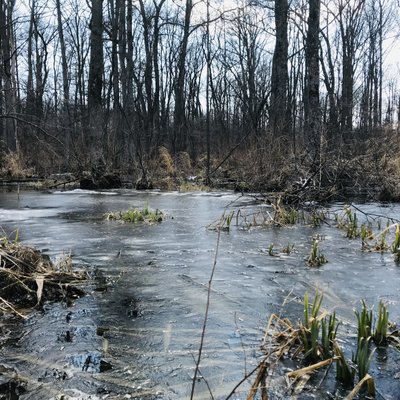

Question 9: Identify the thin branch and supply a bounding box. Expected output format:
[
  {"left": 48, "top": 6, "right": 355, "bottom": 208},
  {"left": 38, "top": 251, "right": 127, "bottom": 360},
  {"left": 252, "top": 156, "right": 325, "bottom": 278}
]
[{"left": 190, "top": 229, "right": 221, "bottom": 399}]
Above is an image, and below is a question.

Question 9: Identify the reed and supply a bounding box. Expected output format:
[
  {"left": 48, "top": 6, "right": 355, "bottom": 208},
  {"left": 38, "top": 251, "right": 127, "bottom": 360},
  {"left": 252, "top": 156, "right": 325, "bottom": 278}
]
[
  {"left": 355, "top": 337, "right": 375, "bottom": 380},
  {"left": 308, "top": 240, "right": 327, "bottom": 267},
  {"left": 334, "top": 342, "right": 355, "bottom": 387},
  {"left": 373, "top": 300, "right": 389, "bottom": 345},
  {"left": 300, "top": 292, "right": 323, "bottom": 361},
  {"left": 321, "top": 312, "right": 339, "bottom": 358},
  {"left": 391, "top": 224, "right": 400, "bottom": 261}
]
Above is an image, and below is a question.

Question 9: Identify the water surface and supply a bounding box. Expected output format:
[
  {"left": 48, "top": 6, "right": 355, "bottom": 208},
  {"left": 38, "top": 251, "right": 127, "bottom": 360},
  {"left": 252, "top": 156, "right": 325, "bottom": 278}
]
[{"left": 0, "top": 190, "right": 400, "bottom": 399}]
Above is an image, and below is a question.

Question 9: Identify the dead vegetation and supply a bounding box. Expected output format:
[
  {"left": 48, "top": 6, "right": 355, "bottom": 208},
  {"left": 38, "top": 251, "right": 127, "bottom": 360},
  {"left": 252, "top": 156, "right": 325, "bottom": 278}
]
[{"left": 0, "top": 233, "right": 86, "bottom": 318}]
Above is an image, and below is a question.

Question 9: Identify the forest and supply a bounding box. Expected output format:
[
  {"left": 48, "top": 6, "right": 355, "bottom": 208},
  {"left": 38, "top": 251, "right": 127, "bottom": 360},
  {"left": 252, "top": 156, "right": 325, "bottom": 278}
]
[{"left": 1, "top": 0, "right": 400, "bottom": 199}]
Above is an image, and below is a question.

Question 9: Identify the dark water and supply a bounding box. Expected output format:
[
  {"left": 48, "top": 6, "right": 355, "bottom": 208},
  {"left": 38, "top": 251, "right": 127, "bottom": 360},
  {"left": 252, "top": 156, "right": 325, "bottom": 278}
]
[{"left": 0, "top": 190, "right": 400, "bottom": 399}]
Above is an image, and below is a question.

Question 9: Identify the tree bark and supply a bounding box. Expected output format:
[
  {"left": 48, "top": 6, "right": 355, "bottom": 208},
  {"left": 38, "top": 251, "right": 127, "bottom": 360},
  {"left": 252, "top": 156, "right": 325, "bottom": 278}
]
[
  {"left": 304, "top": 0, "right": 321, "bottom": 157},
  {"left": 270, "top": 0, "right": 289, "bottom": 138}
]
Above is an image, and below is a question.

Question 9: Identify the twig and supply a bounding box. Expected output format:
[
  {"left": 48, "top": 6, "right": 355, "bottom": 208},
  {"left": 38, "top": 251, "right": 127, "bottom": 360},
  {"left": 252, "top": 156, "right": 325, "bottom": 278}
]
[
  {"left": 0, "top": 296, "right": 28, "bottom": 319},
  {"left": 190, "top": 230, "right": 221, "bottom": 399},
  {"left": 190, "top": 353, "right": 215, "bottom": 400},
  {"left": 224, "top": 363, "right": 261, "bottom": 400}
]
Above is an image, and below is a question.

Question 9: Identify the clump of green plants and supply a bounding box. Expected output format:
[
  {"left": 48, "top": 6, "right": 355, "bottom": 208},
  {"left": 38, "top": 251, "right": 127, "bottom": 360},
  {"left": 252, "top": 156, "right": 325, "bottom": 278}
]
[
  {"left": 299, "top": 291, "right": 324, "bottom": 361},
  {"left": 354, "top": 337, "right": 375, "bottom": 380},
  {"left": 267, "top": 243, "right": 276, "bottom": 256},
  {"left": 372, "top": 231, "right": 388, "bottom": 252},
  {"left": 308, "top": 209, "right": 328, "bottom": 227},
  {"left": 207, "top": 210, "right": 235, "bottom": 231},
  {"left": 373, "top": 300, "right": 389, "bottom": 345},
  {"left": 355, "top": 300, "right": 373, "bottom": 342},
  {"left": 360, "top": 223, "right": 373, "bottom": 249},
  {"left": 282, "top": 243, "right": 295, "bottom": 254},
  {"left": 321, "top": 312, "right": 339, "bottom": 359},
  {"left": 308, "top": 240, "right": 327, "bottom": 266},
  {"left": 391, "top": 224, "right": 400, "bottom": 261},
  {"left": 105, "top": 205, "right": 164, "bottom": 224},
  {"left": 252, "top": 293, "right": 398, "bottom": 399},
  {"left": 271, "top": 199, "right": 298, "bottom": 225},
  {"left": 334, "top": 342, "right": 355, "bottom": 387},
  {"left": 345, "top": 208, "right": 359, "bottom": 239}
]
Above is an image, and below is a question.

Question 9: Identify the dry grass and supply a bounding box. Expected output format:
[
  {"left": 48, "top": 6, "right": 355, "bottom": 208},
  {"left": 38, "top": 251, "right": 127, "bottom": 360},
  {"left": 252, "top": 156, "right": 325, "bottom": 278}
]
[
  {"left": 0, "top": 233, "right": 86, "bottom": 317},
  {"left": 0, "top": 152, "right": 34, "bottom": 179},
  {"left": 158, "top": 146, "right": 175, "bottom": 176}
]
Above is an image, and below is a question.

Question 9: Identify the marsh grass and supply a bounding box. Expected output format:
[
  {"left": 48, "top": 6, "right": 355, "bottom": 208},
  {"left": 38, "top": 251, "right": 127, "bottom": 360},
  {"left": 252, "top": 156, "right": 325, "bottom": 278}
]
[
  {"left": 250, "top": 292, "right": 388, "bottom": 399},
  {"left": 354, "top": 337, "right": 375, "bottom": 380},
  {"left": 207, "top": 210, "right": 235, "bottom": 231},
  {"left": 267, "top": 243, "right": 276, "bottom": 256},
  {"left": 321, "top": 312, "right": 339, "bottom": 358},
  {"left": 355, "top": 300, "right": 373, "bottom": 343},
  {"left": 308, "top": 240, "right": 327, "bottom": 266},
  {"left": 334, "top": 342, "right": 355, "bottom": 387},
  {"left": 105, "top": 205, "right": 164, "bottom": 224},
  {"left": 282, "top": 242, "right": 295, "bottom": 254},
  {"left": 391, "top": 224, "right": 400, "bottom": 261},
  {"left": 373, "top": 300, "right": 389, "bottom": 345},
  {"left": 300, "top": 292, "right": 324, "bottom": 361}
]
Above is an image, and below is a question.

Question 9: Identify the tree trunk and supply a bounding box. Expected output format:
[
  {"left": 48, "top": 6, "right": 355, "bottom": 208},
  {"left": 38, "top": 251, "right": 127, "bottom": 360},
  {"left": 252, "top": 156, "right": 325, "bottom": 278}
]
[
  {"left": 88, "top": 0, "right": 104, "bottom": 110},
  {"left": 174, "top": 0, "right": 193, "bottom": 153},
  {"left": 270, "top": 0, "right": 289, "bottom": 138},
  {"left": 304, "top": 0, "right": 321, "bottom": 158}
]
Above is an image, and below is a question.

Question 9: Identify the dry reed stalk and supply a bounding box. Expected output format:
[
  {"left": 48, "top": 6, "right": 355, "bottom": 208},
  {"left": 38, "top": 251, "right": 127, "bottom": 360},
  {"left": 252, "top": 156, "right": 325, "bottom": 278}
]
[
  {"left": 0, "top": 296, "right": 28, "bottom": 319},
  {"left": 344, "top": 374, "right": 375, "bottom": 400},
  {"left": 286, "top": 357, "right": 336, "bottom": 378}
]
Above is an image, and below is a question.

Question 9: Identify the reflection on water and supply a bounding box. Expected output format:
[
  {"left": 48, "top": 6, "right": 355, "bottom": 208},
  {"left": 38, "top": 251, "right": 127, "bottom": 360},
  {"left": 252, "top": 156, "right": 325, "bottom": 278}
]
[{"left": 0, "top": 190, "right": 400, "bottom": 398}]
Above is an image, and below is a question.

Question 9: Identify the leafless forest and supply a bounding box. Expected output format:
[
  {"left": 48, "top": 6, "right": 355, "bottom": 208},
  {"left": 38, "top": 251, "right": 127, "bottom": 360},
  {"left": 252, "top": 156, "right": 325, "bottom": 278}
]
[{"left": 1, "top": 0, "right": 400, "bottom": 197}]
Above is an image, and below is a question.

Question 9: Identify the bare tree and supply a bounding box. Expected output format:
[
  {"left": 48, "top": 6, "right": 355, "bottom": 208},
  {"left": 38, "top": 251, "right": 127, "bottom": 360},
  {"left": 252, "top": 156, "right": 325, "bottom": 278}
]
[
  {"left": 270, "top": 0, "right": 289, "bottom": 138},
  {"left": 304, "top": 0, "right": 321, "bottom": 158},
  {"left": 0, "top": 0, "right": 18, "bottom": 150}
]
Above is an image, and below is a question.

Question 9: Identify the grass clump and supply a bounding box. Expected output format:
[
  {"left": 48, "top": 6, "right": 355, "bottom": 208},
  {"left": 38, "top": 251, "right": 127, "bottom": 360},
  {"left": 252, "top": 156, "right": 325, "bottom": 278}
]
[
  {"left": 308, "top": 239, "right": 327, "bottom": 266},
  {"left": 300, "top": 291, "right": 324, "bottom": 361},
  {"left": 391, "top": 223, "right": 400, "bottom": 261},
  {"left": 105, "top": 205, "right": 164, "bottom": 224},
  {"left": 251, "top": 293, "right": 395, "bottom": 399},
  {"left": 373, "top": 300, "right": 389, "bottom": 345}
]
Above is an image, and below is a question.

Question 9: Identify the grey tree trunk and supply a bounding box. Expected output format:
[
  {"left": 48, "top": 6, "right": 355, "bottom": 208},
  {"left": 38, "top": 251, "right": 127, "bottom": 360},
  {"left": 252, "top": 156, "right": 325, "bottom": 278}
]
[
  {"left": 270, "top": 0, "right": 289, "bottom": 138},
  {"left": 88, "top": 0, "right": 104, "bottom": 110},
  {"left": 304, "top": 0, "right": 321, "bottom": 158}
]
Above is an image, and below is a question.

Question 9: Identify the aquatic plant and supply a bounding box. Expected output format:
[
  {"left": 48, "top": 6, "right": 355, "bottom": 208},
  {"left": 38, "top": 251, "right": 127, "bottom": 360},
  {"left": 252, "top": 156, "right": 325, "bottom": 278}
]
[
  {"left": 308, "top": 240, "right": 327, "bottom": 267},
  {"left": 355, "top": 300, "right": 373, "bottom": 342},
  {"left": 308, "top": 210, "right": 327, "bottom": 227},
  {"left": 282, "top": 243, "right": 295, "bottom": 254},
  {"left": 345, "top": 208, "right": 359, "bottom": 239},
  {"left": 271, "top": 199, "right": 298, "bottom": 225},
  {"left": 105, "top": 206, "right": 164, "bottom": 224},
  {"left": 300, "top": 292, "right": 323, "bottom": 361},
  {"left": 334, "top": 342, "right": 355, "bottom": 387},
  {"left": 360, "top": 223, "right": 373, "bottom": 249},
  {"left": 374, "top": 231, "right": 389, "bottom": 252},
  {"left": 321, "top": 312, "right": 339, "bottom": 358},
  {"left": 267, "top": 243, "right": 275, "bottom": 256},
  {"left": 391, "top": 224, "right": 400, "bottom": 261},
  {"left": 354, "top": 337, "right": 375, "bottom": 381},
  {"left": 373, "top": 300, "right": 389, "bottom": 345}
]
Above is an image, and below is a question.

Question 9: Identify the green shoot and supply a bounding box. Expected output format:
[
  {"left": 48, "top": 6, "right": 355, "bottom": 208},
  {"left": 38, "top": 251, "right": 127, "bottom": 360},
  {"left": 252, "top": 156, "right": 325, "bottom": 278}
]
[
  {"left": 355, "top": 300, "right": 373, "bottom": 342},
  {"left": 308, "top": 240, "right": 327, "bottom": 267},
  {"left": 373, "top": 300, "right": 389, "bottom": 345},
  {"left": 334, "top": 342, "right": 355, "bottom": 387},
  {"left": 355, "top": 337, "right": 375, "bottom": 380}
]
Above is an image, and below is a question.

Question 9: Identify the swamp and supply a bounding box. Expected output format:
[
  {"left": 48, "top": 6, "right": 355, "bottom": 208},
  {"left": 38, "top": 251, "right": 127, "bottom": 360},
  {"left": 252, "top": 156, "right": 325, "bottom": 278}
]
[{"left": 0, "top": 188, "right": 400, "bottom": 399}]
